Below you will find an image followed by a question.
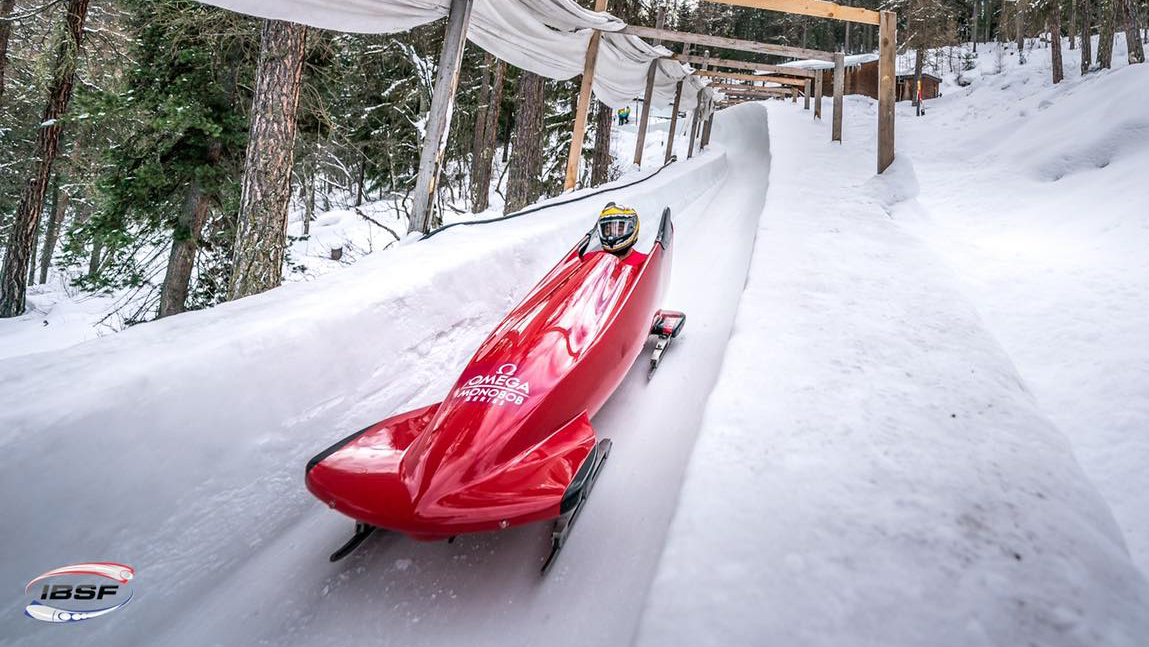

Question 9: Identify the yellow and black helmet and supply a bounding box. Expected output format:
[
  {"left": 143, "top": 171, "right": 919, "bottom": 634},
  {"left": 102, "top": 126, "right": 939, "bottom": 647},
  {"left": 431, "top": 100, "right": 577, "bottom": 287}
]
[{"left": 597, "top": 203, "right": 639, "bottom": 254}]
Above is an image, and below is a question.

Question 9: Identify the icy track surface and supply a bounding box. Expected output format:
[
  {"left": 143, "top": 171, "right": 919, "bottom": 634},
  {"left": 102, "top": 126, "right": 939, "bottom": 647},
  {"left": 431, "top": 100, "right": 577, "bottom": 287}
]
[{"left": 0, "top": 104, "right": 771, "bottom": 647}]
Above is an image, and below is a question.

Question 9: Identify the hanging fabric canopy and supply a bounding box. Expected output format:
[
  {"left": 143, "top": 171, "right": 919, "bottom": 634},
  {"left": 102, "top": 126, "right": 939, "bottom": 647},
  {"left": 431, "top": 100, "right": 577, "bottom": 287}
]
[{"left": 198, "top": 0, "right": 715, "bottom": 109}]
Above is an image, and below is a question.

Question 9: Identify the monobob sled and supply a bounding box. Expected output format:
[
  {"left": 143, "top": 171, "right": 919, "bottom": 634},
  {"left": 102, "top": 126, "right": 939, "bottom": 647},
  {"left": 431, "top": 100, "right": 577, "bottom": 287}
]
[{"left": 305, "top": 205, "right": 685, "bottom": 571}]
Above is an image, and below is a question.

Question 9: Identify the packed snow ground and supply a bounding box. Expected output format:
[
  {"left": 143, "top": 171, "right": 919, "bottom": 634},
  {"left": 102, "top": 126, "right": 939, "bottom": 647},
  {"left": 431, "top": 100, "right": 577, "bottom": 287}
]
[
  {"left": 637, "top": 36, "right": 1149, "bottom": 646},
  {"left": 898, "top": 35, "right": 1149, "bottom": 576}
]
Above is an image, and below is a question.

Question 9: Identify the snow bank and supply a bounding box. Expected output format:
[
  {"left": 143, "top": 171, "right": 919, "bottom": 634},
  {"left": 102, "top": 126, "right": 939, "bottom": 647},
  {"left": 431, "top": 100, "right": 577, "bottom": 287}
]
[
  {"left": 895, "top": 37, "right": 1149, "bottom": 575},
  {"left": 636, "top": 99, "right": 1149, "bottom": 645}
]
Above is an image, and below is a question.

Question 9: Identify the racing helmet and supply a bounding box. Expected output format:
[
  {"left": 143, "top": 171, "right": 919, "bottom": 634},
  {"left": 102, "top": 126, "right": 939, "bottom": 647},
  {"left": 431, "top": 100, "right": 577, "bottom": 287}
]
[{"left": 597, "top": 203, "right": 639, "bottom": 254}]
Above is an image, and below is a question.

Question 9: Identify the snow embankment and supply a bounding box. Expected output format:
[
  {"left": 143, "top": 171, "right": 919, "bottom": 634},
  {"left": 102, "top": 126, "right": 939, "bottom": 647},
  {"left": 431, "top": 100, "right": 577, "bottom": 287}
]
[
  {"left": 636, "top": 98, "right": 1149, "bottom": 645},
  {"left": 897, "top": 37, "right": 1149, "bottom": 575},
  {"left": 0, "top": 106, "right": 741, "bottom": 646}
]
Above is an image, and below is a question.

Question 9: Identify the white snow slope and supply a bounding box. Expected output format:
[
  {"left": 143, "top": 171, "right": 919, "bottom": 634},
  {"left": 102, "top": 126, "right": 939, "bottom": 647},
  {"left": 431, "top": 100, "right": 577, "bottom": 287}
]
[
  {"left": 0, "top": 104, "right": 767, "bottom": 646},
  {"left": 637, "top": 39, "right": 1149, "bottom": 647}
]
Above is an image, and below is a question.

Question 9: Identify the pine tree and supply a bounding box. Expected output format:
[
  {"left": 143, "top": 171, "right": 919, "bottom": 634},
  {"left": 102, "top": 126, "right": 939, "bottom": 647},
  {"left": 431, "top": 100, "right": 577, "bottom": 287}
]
[
  {"left": 1118, "top": 0, "right": 1144, "bottom": 63},
  {"left": 228, "top": 19, "right": 307, "bottom": 300},
  {"left": 505, "top": 71, "right": 546, "bottom": 213},
  {"left": 1050, "top": 0, "right": 1065, "bottom": 82},
  {"left": 590, "top": 100, "right": 612, "bottom": 187},
  {"left": 0, "top": 0, "right": 16, "bottom": 105},
  {"left": 0, "top": 0, "right": 91, "bottom": 317}
]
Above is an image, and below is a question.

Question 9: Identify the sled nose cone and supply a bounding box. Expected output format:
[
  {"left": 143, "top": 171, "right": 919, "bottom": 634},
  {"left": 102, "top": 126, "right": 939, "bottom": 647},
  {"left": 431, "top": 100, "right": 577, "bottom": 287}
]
[{"left": 307, "top": 408, "right": 598, "bottom": 537}]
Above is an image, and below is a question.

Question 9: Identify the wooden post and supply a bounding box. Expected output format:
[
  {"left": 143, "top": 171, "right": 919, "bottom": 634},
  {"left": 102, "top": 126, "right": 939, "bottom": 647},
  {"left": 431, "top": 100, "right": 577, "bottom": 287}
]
[
  {"left": 831, "top": 52, "right": 844, "bottom": 142},
  {"left": 790, "top": 87, "right": 797, "bottom": 103},
  {"left": 664, "top": 79, "right": 684, "bottom": 163},
  {"left": 409, "top": 0, "right": 475, "bottom": 233},
  {"left": 687, "top": 50, "right": 708, "bottom": 159},
  {"left": 814, "top": 71, "right": 823, "bottom": 119},
  {"left": 633, "top": 7, "right": 666, "bottom": 167},
  {"left": 877, "top": 10, "right": 895, "bottom": 173},
  {"left": 804, "top": 79, "right": 811, "bottom": 109},
  {"left": 664, "top": 44, "right": 689, "bottom": 164},
  {"left": 699, "top": 98, "right": 713, "bottom": 150},
  {"left": 688, "top": 88, "right": 703, "bottom": 158},
  {"left": 563, "top": 0, "right": 609, "bottom": 192}
]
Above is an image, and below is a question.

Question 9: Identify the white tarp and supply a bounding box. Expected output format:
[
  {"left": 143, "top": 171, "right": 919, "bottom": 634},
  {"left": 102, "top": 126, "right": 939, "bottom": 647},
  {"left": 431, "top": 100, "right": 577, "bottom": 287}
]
[{"left": 198, "top": 0, "right": 715, "bottom": 109}]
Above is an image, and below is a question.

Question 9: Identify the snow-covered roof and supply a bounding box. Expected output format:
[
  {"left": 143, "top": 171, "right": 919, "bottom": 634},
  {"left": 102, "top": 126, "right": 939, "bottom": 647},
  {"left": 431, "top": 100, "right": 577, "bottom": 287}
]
[{"left": 778, "top": 53, "right": 878, "bottom": 71}]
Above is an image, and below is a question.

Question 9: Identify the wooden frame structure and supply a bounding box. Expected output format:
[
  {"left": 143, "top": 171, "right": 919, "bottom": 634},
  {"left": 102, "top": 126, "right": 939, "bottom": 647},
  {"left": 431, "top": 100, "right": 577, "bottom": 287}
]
[
  {"left": 623, "top": 25, "right": 835, "bottom": 61},
  {"left": 674, "top": 53, "right": 816, "bottom": 78},
  {"left": 695, "top": 70, "right": 807, "bottom": 87},
  {"left": 405, "top": 0, "right": 897, "bottom": 231}
]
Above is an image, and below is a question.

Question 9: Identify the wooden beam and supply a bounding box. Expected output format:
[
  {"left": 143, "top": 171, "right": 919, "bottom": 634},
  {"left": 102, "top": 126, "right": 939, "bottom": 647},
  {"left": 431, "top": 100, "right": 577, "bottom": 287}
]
[
  {"left": 791, "top": 86, "right": 797, "bottom": 102},
  {"left": 688, "top": 88, "right": 702, "bottom": 158},
  {"left": 564, "top": 0, "right": 608, "bottom": 191},
  {"left": 701, "top": 97, "right": 714, "bottom": 148},
  {"left": 688, "top": 52, "right": 708, "bottom": 158},
  {"left": 877, "top": 10, "right": 895, "bottom": 172},
  {"left": 803, "top": 78, "right": 811, "bottom": 109},
  {"left": 673, "top": 53, "right": 816, "bottom": 78},
  {"left": 634, "top": 61, "right": 658, "bottom": 167},
  {"left": 704, "top": 0, "right": 881, "bottom": 25},
  {"left": 831, "top": 51, "right": 843, "bottom": 142},
  {"left": 665, "top": 43, "right": 689, "bottom": 164},
  {"left": 665, "top": 79, "right": 684, "bottom": 163},
  {"left": 814, "top": 69, "right": 823, "bottom": 119},
  {"left": 710, "top": 82, "right": 793, "bottom": 95},
  {"left": 633, "top": 7, "right": 665, "bottom": 167},
  {"left": 410, "top": 0, "right": 475, "bottom": 233},
  {"left": 622, "top": 25, "right": 835, "bottom": 61},
  {"left": 695, "top": 69, "right": 807, "bottom": 86}
]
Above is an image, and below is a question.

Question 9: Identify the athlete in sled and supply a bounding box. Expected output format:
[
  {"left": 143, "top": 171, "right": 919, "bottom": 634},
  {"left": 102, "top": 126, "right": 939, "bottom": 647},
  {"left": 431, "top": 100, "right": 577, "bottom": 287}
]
[{"left": 305, "top": 203, "right": 686, "bottom": 572}]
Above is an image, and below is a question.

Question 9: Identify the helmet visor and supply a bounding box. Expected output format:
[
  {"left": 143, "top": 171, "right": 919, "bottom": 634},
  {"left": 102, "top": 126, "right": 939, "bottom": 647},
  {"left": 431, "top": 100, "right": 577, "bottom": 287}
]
[{"left": 598, "top": 216, "right": 637, "bottom": 251}]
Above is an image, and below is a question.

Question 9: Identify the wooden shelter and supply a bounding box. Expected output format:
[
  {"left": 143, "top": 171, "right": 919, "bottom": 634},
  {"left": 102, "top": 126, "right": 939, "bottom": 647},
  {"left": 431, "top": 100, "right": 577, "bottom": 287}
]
[{"left": 896, "top": 72, "right": 941, "bottom": 101}]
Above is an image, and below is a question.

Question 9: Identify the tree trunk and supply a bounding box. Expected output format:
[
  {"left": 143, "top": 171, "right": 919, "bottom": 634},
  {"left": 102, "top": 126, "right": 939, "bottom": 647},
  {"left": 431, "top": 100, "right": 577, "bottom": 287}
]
[
  {"left": 1052, "top": 0, "right": 1065, "bottom": 81},
  {"left": 158, "top": 141, "right": 222, "bottom": 318},
  {"left": 844, "top": 0, "right": 852, "bottom": 52},
  {"left": 590, "top": 100, "right": 612, "bottom": 187},
  {"left": 228, "top": 19, "right": 307, "bottom": 301},
  {"left": 1081, "top": 0, "right": 1093, "bottom": 72},
  {"left": 504, "top": 71, "right": 546, "bottom": 214},
  {"left": 0, "top": 0, "right": 90, "bottom": 318},
  {"left": 0, "top": 0, "right": 16, "bottom": 105},
  {"left": 470, "top": 52, "right": 492, "bottom": 203},
  {"left": 88, "top": 236, "right": 102, "bottom": 278},
  {"left": 1017, "top": 3, "right": 1027, "bottom": 63},
  {"left": 38, "top": 175, "right": 69, "bottom": 285},
  {"left": 1069, "top": 0, "right": 1077, "bottom": 48},
  {"left": 303, "top": 149, "right": 316, "bottom": 236},
  {"left": 354, "top": 159, "right": 365, "bottom": 206},
  {"left": 1098, "top": 0, "right": 1115, "bottom": 67},
  {"left": 1121, "top": 0, "right": 1145, "bottom": 63},
  {"left": 972, "top": 0, "right": 979, "bottom": 51},
  {"left": 471, "top": 58, "right": 505, "bottom": 212}
]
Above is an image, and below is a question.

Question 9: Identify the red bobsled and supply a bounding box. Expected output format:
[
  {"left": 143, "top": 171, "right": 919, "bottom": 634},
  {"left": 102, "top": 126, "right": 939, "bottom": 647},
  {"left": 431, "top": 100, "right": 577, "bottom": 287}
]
[{"left": 305, "top": 207, "right": 685, "bottom": 571}]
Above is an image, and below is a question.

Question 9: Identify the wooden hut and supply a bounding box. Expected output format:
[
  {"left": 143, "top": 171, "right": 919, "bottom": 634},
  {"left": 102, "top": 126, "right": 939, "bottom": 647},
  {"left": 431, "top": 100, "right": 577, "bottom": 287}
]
[{"left": 895, "top": 72, "right": 941, "bottom": 101}]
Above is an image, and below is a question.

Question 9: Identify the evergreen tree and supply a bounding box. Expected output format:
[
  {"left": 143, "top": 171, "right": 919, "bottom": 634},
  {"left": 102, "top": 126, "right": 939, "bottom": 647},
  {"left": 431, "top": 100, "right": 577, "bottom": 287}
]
[{"left": 0, "top": 0, "right": 91, "bottom": 317}]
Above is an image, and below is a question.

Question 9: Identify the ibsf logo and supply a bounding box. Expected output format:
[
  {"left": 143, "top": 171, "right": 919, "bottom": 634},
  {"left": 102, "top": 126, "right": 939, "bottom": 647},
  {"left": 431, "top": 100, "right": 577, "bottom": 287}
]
[
  {"left": 23, "top": 563, "right": 135, "bottom": 623},
  {"left": 455, "top": 362, "right": 532, "bottom": 406}
]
